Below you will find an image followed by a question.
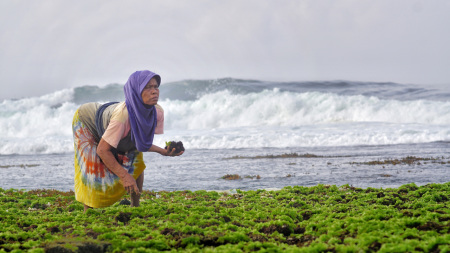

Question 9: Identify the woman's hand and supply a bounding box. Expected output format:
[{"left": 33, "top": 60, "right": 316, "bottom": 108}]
[
  {"left": 164, "top": 147, "right": 184, "bottom": 157},
  {"left": 120, "top": 173, "right": 140, "bottom": 196},
  {"left": 148, "top": 144, "right": 184, "bottom": 156}
]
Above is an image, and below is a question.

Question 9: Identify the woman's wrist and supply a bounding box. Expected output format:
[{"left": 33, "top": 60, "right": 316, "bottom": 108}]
[
  {"left": 148, "top": 144, "right": 167, "bottom": 155},
  {"left": 159, "top": 147, "right": 168, "bottom": 156}
]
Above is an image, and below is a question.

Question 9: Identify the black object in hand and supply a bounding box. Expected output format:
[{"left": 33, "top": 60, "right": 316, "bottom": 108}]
[{"left": 165, "top": 141, "right": 185, "bottom": 153}]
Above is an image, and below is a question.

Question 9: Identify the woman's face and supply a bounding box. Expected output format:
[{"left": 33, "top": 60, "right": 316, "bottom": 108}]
[{"left": 141, "top": 78, "right": 159, "bottom": 106}]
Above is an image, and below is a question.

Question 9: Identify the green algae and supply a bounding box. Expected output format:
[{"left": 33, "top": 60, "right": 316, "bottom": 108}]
[
  {"left": 0, "top": 183, "right": 449, "bottom": 252},
  {"left": 349, "top": 156, "right": 450, "bottom": 166},
  {"left": 224, "top": 153, "right": 329, "bottom": 160}
]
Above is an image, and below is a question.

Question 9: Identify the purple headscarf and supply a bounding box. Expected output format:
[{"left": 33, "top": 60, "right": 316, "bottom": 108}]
[{"left": 124, "top": 70, "right": 161, "bottom": 152}]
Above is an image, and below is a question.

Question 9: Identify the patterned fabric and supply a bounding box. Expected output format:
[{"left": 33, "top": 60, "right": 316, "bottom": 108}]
[{"left": 72, "top": 109, "right": 145, "bottom": 208}]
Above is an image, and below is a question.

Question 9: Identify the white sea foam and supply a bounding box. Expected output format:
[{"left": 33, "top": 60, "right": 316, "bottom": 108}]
[
  {"left": 157, "top": 89, "right": 450, "bottom": 149},
  {"left": 0, "top": 82, "right": 449, "bottom": 154},
  {"left": 163, "top": 89, "right": 450, "bottom": 130},
  {"left": 0, "top": 89, "right": 78, "bottom": 154}
]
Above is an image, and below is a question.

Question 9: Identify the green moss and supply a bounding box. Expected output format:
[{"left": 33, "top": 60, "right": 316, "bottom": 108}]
[{"left": 0, "top": 183, "right": 449, "bottom": 252}]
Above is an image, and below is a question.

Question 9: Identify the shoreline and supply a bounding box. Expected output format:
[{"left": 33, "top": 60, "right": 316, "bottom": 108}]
[
  {"left": 1, "top": 144, "right": 450, "bottom": 192},
  {"left": 3, "top": 181, "right": 449, "bottom": 194}
]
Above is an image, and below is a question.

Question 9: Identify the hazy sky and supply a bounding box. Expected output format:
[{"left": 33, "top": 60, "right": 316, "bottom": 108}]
[{"left": 1, "top": 0, "right": 449, "bottom": 100}]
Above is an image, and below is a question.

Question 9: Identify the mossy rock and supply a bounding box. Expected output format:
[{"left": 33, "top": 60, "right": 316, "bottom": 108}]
[{"left": 44, "top": 239, "right": 110, "bottom": 253}]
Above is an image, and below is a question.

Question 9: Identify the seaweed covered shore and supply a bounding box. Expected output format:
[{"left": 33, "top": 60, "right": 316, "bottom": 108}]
[{"left": 1, "top": 183, "right": 449, "bottom": 252}]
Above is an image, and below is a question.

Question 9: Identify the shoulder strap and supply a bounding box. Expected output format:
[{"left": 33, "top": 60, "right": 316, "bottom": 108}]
[{"left": 95, "top": 102, "right": 119, "bottom": 139}]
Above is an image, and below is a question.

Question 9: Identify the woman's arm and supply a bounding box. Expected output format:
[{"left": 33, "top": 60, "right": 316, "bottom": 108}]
[
  {"left": 97, "top": 138, "right": 140, "bottom": 195},
  {"left": 148, "top": 144, "right": 184, "bottom": 156}
]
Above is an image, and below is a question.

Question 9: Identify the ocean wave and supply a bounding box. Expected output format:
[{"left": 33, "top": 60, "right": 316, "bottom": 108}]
[
  {"left": 159, "top": 78, "right": 450, "bottom": 101},
  {"left": 66, "top": 78, "right": 450, "bottom": 103},
  {"left": 0, "top": 80, "right": 449, "bottom": 154},
  {"left": 72, "top": 84, "right": 125, "bottom": 104},
  {"left": 156, "top": 123, "right": 450, "bottom": 150},
  {"left": 163, "top": 89, "right": 450, "bottom": 130}
]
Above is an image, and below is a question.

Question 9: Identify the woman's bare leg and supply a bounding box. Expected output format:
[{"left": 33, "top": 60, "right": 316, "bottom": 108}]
[
  {"left": 84, "top": 204, "right": 93, "bottom": 213},
  {"left": 131, "top": 173, "right": 144, "bottom": 207}
]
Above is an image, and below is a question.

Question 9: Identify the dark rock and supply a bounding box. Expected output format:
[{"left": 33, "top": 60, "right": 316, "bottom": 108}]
[
  {"left": 119, "top": 199, "right": 131, "bottom": 205},
  {"left": 115, "top": 212, "right": 132, "bottom": 224}
]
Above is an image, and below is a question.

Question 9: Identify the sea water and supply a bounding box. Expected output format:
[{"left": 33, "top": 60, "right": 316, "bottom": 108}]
[{"left": 0, "top": 79, "right": 449, "bottom": 191}]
